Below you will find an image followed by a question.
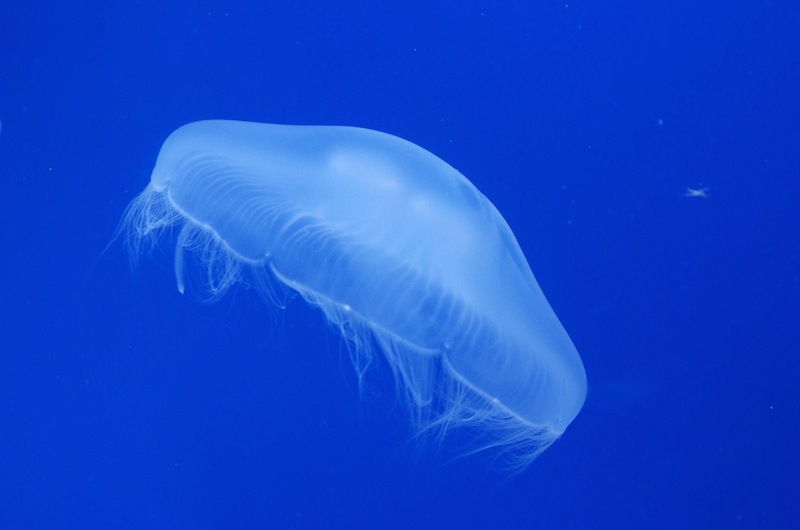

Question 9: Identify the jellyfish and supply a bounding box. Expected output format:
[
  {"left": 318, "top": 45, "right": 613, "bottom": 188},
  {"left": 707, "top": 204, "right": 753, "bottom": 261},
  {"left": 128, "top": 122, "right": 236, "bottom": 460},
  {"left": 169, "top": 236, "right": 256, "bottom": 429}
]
[{"left": 122, "top": 120, "right": 586, "bottom": 468}]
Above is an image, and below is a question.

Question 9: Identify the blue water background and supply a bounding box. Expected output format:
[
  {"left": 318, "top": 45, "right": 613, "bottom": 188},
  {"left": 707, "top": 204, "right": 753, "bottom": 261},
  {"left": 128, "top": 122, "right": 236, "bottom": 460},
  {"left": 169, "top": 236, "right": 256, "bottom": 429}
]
[{"left": 1, "top": 1, "right": 798, "bottom": 528}]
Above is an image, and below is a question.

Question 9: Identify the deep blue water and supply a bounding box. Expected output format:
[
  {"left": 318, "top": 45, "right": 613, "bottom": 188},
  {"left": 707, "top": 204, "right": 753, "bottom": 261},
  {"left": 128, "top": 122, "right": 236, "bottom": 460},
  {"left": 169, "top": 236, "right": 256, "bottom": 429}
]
[{"left": 2, "top": 1, "right": 798, "bottom": 528}]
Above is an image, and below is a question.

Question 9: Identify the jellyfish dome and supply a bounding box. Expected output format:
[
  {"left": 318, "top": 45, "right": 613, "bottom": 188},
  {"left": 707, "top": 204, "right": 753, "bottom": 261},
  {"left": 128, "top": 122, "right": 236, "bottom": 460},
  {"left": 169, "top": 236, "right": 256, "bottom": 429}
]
[{"left": 122, "top": 120, "right": 587, "bottom": 468}]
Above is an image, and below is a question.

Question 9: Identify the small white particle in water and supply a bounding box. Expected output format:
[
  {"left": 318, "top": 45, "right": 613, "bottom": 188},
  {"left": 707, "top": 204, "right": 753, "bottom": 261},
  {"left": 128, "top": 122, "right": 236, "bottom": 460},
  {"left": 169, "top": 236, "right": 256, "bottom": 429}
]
[{"left": 684, "top": 186, "right": 709, "bottom": 198}]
